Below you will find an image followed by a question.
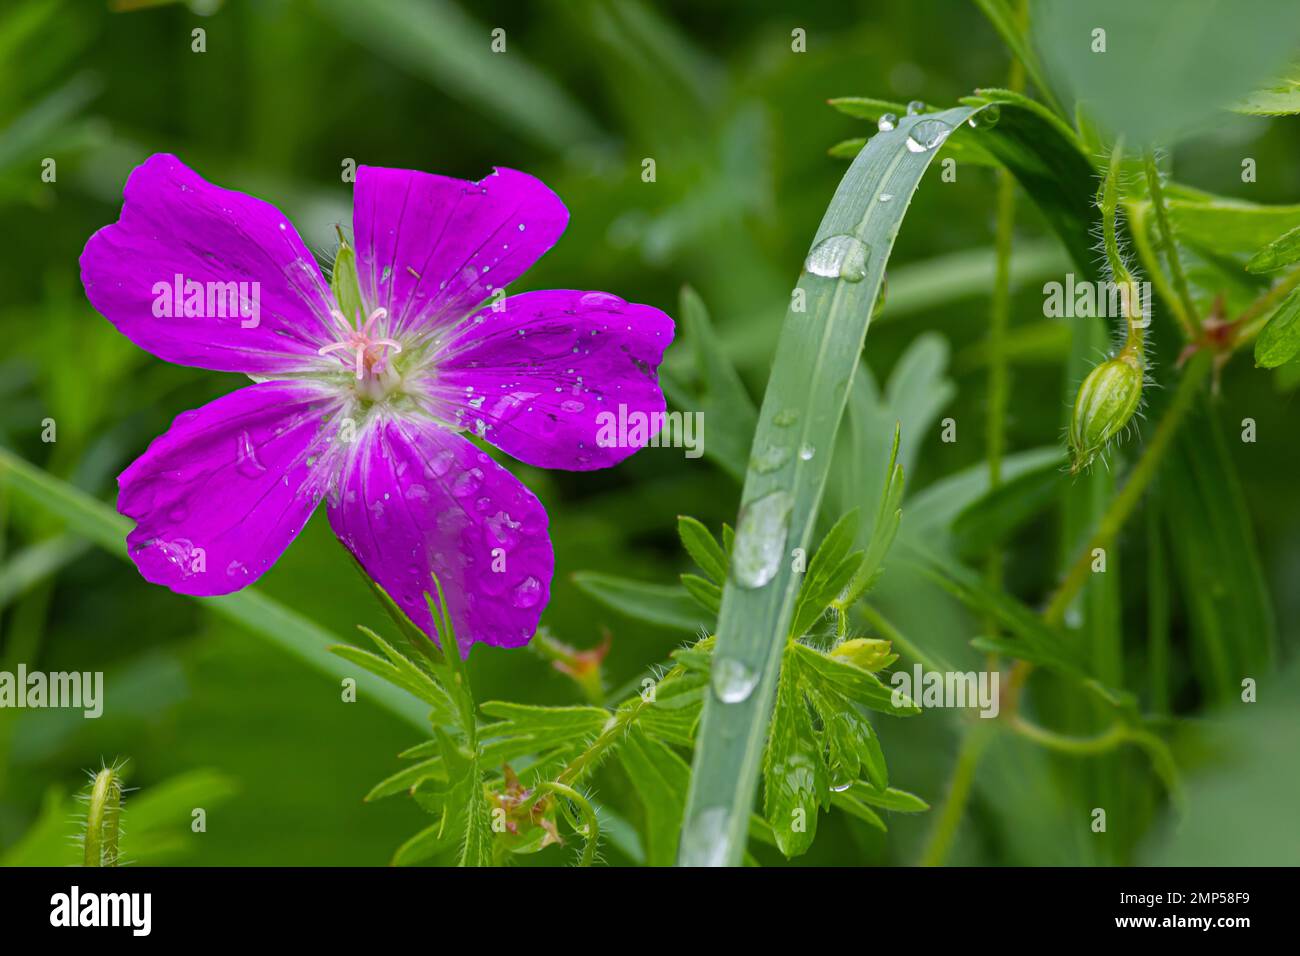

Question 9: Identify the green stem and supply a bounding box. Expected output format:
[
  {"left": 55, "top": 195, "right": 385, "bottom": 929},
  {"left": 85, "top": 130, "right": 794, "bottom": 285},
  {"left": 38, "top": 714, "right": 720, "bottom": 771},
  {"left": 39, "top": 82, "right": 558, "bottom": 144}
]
[
  {"left": 1044, "top": 352, "right": 1211, "bottom": 626},
  {"left": 84, "top": 765, "right": 124, "bottom": 867},
  {"left": 533, "top": 781, "right": 600, "bottom": 866},
  {"left": 984, "top": 164, "right": 1017, "bottom": 608},
  {"left": 917, "top": 722, "right": 994, "bottom": 866},
  {"left": 1142, "top": 150, "right": 1199, "bottom": 337}
]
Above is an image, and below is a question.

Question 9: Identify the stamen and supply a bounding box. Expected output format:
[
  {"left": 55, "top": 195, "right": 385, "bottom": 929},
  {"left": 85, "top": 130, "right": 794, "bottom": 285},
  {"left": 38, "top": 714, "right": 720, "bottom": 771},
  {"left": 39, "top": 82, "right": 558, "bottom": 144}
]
[{"left": 317, "top": 307, "right": 403, "bottom": 381}]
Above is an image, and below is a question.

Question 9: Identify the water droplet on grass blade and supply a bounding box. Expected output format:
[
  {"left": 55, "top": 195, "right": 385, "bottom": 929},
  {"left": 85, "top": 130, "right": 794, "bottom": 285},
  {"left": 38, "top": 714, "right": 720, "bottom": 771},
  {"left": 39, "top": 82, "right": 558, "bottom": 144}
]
[
  {"left": 798, "top": 443, "right": 815, "bottom": 461},
  {"left": 712, "top": 657, "right": 759, "bottom": 703},
  {"left": 906, "top": 99, "right": 926, "bottom": 115},
  {"left": 732, "top": 490, "right": 793, "bottom": 588},
  {"left": 805, "top": 234, "right": 869, "bottom": 282},
  {"left": 905, "top": 118, "right": 952, "bottom": 153},
  {"left": 968, "top": 104, "right": 1000, "bottom": 129},
  {"left": 877, "top": 113, "right": 897, "bottom": 132},
  {"left": 750, "top": 443, "right": 791, "bottom": 474},
  {"left": 679, "top": 806, "right": 732, "bottom": 867}
]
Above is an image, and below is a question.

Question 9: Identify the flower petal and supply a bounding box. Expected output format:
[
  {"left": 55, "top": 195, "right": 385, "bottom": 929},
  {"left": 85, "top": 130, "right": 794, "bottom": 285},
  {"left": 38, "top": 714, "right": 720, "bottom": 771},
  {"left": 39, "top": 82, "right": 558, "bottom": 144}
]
[
  {"left": 119, "top": 380, "right": 345, "bottom": 595},
  {"left": 81, "top": 153, "right": 339, "bottom": 374},
  {"left": 351, "top": 165, "right": 568, "bottom": 341},
  {"left": 428, "top": 290, "right": 674, "bottom": 470},
  {"left": 328, "top": 417, "right": 553, "bottom": 654}
]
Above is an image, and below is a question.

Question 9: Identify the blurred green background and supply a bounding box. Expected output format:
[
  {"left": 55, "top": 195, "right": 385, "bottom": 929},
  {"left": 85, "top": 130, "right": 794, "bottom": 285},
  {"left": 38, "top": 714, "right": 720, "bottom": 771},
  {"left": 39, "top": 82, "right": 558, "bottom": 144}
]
[{"left": 1, "top": 0, "right": 1297, "bottom": 866}]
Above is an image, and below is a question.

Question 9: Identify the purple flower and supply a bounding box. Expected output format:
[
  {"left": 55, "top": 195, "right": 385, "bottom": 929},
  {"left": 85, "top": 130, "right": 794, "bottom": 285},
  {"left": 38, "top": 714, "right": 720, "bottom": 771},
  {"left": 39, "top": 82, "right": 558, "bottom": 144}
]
[{"left": 80, "top": 155, "right": 672, "bottom": 654}]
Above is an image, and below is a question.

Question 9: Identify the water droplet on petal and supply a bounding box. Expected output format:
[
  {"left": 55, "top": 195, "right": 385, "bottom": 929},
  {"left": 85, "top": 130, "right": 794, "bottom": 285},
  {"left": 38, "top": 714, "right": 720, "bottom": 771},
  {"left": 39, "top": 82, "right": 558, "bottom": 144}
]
[
  {"left": 577, "top": 291, "right": 626, "bottom": 312},
  {"left": 452, "top": 468, "right": 484, "bottom": 497},
  {"left": 804, "top": 234, "right": 870, "bottom": 283},
  {"left": 732, "top": 490, "right": 793, "bottom": 589},
  {"left": 511, "top": 575, "right": 541, "bottom": 608},
  {"left": 235, "top": 431, "right": 267, "bottom": 478}
]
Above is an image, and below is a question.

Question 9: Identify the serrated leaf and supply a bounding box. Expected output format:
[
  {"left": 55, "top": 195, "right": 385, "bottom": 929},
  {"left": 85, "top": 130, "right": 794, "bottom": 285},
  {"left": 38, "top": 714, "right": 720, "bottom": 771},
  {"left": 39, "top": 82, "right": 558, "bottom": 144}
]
[
  {"left": 789, "top": 641, "right": 919, "bottom": 716},
  {"left": 659, "top": 286, "right": 757, "bottom": 482},
  {"left": 828, "top": 790, "right": 886, "bottom": 831},
  {"left": 391, "top": 820, "right": 454, "bottom": 866},
  {"left": 618, "top": 726, "right": 690, "bottom": 866},
  {"left": 365, "top": 757, "right": 445, "bottom": 802},
  {"left": 848, "top": 782, "right": 929, "bottom": 813},
  {"left": 478, "top": 702, "right": 611, "bottom": 738},
  {"left": 1254, "top": 286, "right": 1300, "bottom": 368},
  {"left": 791, "top": 508, "right": 861, "bottom": 637},
  {"left": 572, "top": 571, "right": 710, "bottom": 632},
  {"left": 763, "top": 661, "right": 825, "bottom": 858},
  {"left": 680, "top": 573, "right": 721, "bottom": 615},
  {"left": 677, "top": 515, "right": 727, "bottom": 582},
  {"left": 1246, "top": 223, "right": 1300, "bottom": 272}
]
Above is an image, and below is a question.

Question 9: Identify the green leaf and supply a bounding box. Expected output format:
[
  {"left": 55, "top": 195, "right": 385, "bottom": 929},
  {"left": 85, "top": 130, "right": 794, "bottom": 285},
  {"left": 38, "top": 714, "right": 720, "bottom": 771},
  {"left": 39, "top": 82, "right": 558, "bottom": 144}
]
[
  {"left": 762, "top": 659, "right": 825, "bottom": 858},
  {"left": 1254, "top": 286, "right": 1300, "bottom": 368},
  {"left": 0, "top": 448, "right": 429, "bottom": 730},
  {"left": 1160, "top": 400, "right": 1276, "bottom": 705},
  {"left": 391, "top": 821, "right": 454, "bottom": 866},
  {"left": 790, "top": 509, "right": 860, "bottom": 637},
  {"left": 1036, "top": 0, "right": 1300, "bottom": 144},
  {"left": 679, "top": 573, "right": 721, "bottom": 615},
  {"left": 827, "top": 790, "right": 886, "bottom": 831},
  {"left": 618, "top": 726, "right": 690, "bottom": 866},
  {"left": 681, "top": 105, "right": 979, "bottom": 867},
  {"left": 365, "top": 757, "right": 445, "bottom": 802},
  {"left": 479, "top": 702, "right": 611, "bottom": 738},
  {"left": 660, "top": 286, "right": 758, "bottom": 482},
  {"left": 1246, "top": 223, "right": 1300, "bottom": 273},
  {"left": 677, "top": 515, "right": 727, "bottom": 582},
  {"left": 1232, "top": 61, "right": 1300, "bottom": 115},
  {"left": 790, "top": 641, "right": 919, "bottom": 716},
  {"left": 572, "top": 571, "right": 710, "bottom": 632},
  {"left": 846, "top": 782, "right": 929, "bottom": 813}
]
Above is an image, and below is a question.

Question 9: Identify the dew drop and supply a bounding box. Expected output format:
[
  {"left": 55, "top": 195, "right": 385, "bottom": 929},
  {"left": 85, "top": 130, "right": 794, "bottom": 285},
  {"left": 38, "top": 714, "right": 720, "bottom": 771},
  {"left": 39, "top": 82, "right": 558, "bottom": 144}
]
[
  {"left": 876, "top": 113, "right": 897, "bottom": 132},
  {"left": 968, "top": 104, "right": 1001, "bottom": 129},
  {"left": 678, "top": 806, "right": 733, "bottom": 867},
  {"left": 511, "top": 575, "right": 541, "bottom": 608},
  {"left": 577, "top": 291, "right": 626, "bottom": 312},
  {"left": 750, "top": 443, "right": 791, "bottom": 474},
  {"left": 711, "top": 657, "right": 759, "bottom": 704},
  {"left": 452, "top": 467, "right": 484, "bottom": 497},
  {"left": 235, "top": 431, "right": 267, "bottom": 478},
  {"left": 772, "top": 408, "right": 799, "bottom": 428},
  {"left": 878, "top": 192, "right": 894, "bottom": 203},
  {"left": 905, "top": 117, "right": 952, "bottom": 153},
  {"left": 798, "top": 443, "right": 815, "bottom": 461},
  {"left": 906, "top": 99, "right": 926, "bottom": 116},
  {"left": 731, "top": 490, "right": 793, "bottom": 589},
  {"left": 804, "top": 234, "right": 870, "bottom": 283}
]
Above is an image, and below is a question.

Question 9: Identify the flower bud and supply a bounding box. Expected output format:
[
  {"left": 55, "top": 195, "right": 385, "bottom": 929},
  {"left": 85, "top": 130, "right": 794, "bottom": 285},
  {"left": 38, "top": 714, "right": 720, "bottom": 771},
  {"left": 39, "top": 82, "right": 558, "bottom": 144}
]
[
  {"left": 1069, "top": 352, "right": 1143, "bottom": 472},
  {"left": 831, "top": 638, "right": 898, "bottom": 672}
]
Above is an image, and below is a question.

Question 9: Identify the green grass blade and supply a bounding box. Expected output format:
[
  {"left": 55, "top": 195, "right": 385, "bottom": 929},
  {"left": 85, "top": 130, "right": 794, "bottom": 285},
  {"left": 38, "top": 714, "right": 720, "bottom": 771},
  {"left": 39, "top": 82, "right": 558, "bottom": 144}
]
[
  {"left": 678, "top": 105, "right": 980, "bottom": 867},
  {"left": 0, "top": 448, "right": 428, "bottom": 730}
]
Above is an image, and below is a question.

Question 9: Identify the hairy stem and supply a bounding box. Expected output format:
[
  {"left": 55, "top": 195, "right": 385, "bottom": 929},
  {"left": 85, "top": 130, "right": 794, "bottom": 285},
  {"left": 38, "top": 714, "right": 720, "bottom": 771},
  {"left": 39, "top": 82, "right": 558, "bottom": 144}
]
[
  {"left": 84, "top": 765, "right": 124, "bottom": 867},
  {"left": 918, "top": 722, "right": 993, "bottom": 866},
  {"left": 1142, "top": 150, "right": 1199, "bottom": 338},
  {"left": 1044, "top": 352, "right": 1211, "bottom": 626}
]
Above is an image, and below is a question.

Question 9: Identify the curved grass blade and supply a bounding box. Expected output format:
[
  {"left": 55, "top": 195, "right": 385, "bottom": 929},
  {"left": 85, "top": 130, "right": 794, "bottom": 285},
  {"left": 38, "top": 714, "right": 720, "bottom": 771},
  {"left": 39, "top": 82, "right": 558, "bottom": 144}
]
[
  {"left": 0, "top": 448, "right": 429, "bottom": 730},
  {"left": 678, "top": 105, "right": 981, "bottom": 867}
]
